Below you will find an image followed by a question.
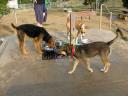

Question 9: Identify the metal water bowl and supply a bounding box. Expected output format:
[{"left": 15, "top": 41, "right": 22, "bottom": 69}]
[
  {"left": 55, "top": 40, "right": 63, "bottom": 48},
  {"left": 42, "top": 40, "right": 67, "bottom": 60},
  {"left": 76, "top": 37, "right": 90, "bottom": 45}
]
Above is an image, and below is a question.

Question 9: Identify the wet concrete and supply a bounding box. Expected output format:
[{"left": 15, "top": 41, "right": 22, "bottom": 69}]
[{"left": 0, "top": 29, "right": 128, "bottom": 96}]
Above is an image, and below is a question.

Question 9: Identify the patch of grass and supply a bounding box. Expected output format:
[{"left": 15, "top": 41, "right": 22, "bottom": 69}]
[
  {"left": 43, "top": 23, "right": 51, "bottom": 26},
  {"left": 122, "top": 37, "right": 128, "bottom": 41}
]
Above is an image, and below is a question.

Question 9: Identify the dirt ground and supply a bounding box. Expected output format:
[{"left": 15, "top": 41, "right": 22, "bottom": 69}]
[
  {"left": 0, "top": 9, "right": 68, "bottom": 37},
  {"left": 0, "top": 8, "right": 128, "bottom": 37}
]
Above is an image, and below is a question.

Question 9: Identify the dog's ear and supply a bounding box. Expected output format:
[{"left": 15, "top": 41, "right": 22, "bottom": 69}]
[
  {"left": 58, "top": 43, "right": 71, "bottom": 51},
  {"left": 58, "top": 43, "right": 74, "bottom": 55},
  {"left": 48, "top": 38, "right": 56, "bottom": 48},
  {"left": 69, "top": 44, "right": 74, "bottom": 49}
]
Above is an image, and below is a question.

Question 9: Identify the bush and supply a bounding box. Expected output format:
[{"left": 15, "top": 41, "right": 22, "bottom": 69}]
[
  {"left": 19, "top": 0, "right": 33, "bottom": 4},
  {"left": 122, "top": 0, "right": 128, "bottom": 9},
  {"left": 0, "top": 0, "right": 9, "bottom": 16}
]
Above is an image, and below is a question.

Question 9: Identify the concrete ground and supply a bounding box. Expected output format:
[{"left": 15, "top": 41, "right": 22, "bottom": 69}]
[{"left": 0, "top": 29, "right": 128, "bottom": 96}]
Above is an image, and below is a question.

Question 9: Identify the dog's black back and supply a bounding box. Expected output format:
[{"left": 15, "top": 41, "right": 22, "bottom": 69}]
[
  {"left": 11, "top": 23, "right": 52, "bottom": 43},
  {"left": 17, "top": 24, "right": 44, "bottom": 37}
]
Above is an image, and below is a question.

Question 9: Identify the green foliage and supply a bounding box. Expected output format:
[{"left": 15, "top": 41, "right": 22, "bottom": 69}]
[
  {"left": 122, "top": 0, "right": 128, "bottom": 9},
  {"left": 83, "top": 0, "right": 109, "bottom": 5},
  {"left": 83, "top": 0, "right": 109, "bottom": 10},
  {"left": 19, "top": 0, "right": 33, "bottom": 4},
  {"left": 50, "top": 0, "right": 57, "bottom": 2},
  {"left": 0, "top": 0, "right": 9, "bottom": 16},
  {"left": 0, "top": 0, "right": 8, "bottom": 4},
  {"left": 100, "top": 0, "right": 109, "bottom": 3}
]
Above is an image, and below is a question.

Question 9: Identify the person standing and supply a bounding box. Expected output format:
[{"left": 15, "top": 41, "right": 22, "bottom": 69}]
[{"left": 34, "top": 0, "right": 47, "bottom": 27}]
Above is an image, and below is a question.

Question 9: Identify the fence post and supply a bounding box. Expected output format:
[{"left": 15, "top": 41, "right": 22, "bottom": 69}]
[
  {"left": 109, "top": 12, "right": 112, "bottom": 31},
  {"left": 69, "top": 12, "right": 72, "bottom": 45},
  {"left": 13, "top": 8, "right": 17, "bottom": 24},
  {"left": 99, "top": 4, "right": 104, "bottom": 30}
]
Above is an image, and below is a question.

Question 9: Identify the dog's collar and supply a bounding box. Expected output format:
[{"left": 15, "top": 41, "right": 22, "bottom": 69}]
[{"left": 71, "top": 46, "right": 75, "bottom": 58}]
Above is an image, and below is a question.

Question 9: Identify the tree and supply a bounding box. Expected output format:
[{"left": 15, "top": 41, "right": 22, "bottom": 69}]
[
  {"left": 83, "top": 0, "right": 108, "bottom": 5},
  {"left": 0, "top": 0, "right": 32, "bottom": 15},
  {"left": 122, "top": 0, "right": 128, "bottom": 9},
  {"left": 83, "top": 0, "right": 109, "bottom": 10}
]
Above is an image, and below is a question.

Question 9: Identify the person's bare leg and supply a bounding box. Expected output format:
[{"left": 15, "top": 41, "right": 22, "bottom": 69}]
[{"left": 37, "top": 22, "right": 42, "bottom": 27}]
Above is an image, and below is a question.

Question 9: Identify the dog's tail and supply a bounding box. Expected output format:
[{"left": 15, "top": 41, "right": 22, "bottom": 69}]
[
  {"left": 11, "top": 23, "right": 18, "bottom": 30},
  {"left": 107, "top": 28, "right": 120, "bottom": 46},
  {"left": 11, "top": 23, "right": 20, "bottom": 35}
]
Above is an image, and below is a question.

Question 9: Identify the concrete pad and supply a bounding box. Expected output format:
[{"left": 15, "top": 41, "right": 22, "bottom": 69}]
[
  {"left": 85, "top": 29, "right": 116, "bottom": 41},
  {"left": 0, "top": 29, "right": 128, "bottom": 96},
  {"left": 0, "top": 35, "right": 19, "bottom": 66}
]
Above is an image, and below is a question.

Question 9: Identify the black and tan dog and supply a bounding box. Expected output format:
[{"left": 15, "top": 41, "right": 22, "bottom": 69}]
[
  {"left": 11, "top": 23, "right": 55, "bottom": 55},
  {"left": 61, "top": 29, "right": 121, "bottom": 74}
]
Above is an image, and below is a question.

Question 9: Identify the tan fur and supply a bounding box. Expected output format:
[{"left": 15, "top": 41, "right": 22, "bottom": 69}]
[{"left": 66, "top": 14, "right": 87, "bottom": 39}]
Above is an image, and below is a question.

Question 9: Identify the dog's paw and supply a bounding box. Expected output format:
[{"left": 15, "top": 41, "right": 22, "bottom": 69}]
[
  {"left": 23, "top": 51, "right": 29, "bottom": 55},
  {"left": 38, "top": 51, "right": 42, "bottom": 54},
  {"left": 89, "top": 69, "right": 93, "bottom": 73},
  {"left": 100, "top": 69, "right": 108, "bottom": 73},
  {"left": 88, "top": 68, "right": 93, "bottom": 73},
  {"left": 103, "top": 70, "right": 108, "bottom": 73},
  {"left": 68, "top": 71, "right": 73, "bottom": 74},
  {"left": 100, "top": 68, "right": 105, "bottom": 72}
]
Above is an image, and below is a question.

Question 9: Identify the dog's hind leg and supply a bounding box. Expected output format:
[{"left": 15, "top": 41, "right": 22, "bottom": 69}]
[
  {"left": 68, "top": 57, "right": 79, "bottom": 74},
  {"left": 100, "top": 52, "right": 111, "bottom": 73},
  {"left": 38, "top": 38, "right": 42, "bottom": 53},
  {"left": 17, "top": 32, "right": 28, "bottom": 55}
]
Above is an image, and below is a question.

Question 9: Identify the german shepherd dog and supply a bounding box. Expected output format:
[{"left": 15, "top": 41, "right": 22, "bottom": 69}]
[
  {"left": 11, "top": 23, "right": 55, "bottom": 55},
  {"left": 60, "top": 29, "right": 121, "bottom": 74}
]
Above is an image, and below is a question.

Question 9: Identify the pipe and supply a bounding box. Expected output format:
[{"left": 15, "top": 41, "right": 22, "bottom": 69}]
[{"left": 99, "top": 4, "right": 104, "bottom": 30}]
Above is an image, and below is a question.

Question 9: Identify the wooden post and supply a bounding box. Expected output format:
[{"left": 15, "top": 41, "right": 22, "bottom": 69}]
[
  {"left": 13, "top": 8, "right": 17, "bottom": 24},
  {"left": 69, "top": 12, "right": 72, "bottom": 45},
  {"left": 109, "top": 12, "right": 112, "bottom": 31}
]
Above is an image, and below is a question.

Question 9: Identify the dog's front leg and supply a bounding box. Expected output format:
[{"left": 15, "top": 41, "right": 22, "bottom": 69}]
[
  {"left": 76, "top": 31, "right": 80, "bottom": 39},
  {"left": 37, "top": 38, "right": 42, "bottom": 53},
  {"left": 33, "top": 38, "right": 42, "bottom": 54},
  {"left": 68, "top": 57, "right": 79, "bottom": 74},
  {"left": 86, "top": 58, "right": 93, "bottom": 72}
]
